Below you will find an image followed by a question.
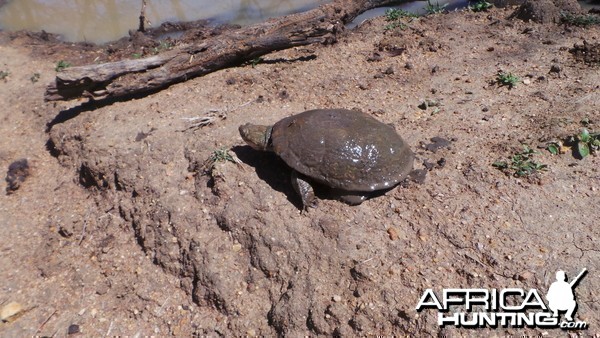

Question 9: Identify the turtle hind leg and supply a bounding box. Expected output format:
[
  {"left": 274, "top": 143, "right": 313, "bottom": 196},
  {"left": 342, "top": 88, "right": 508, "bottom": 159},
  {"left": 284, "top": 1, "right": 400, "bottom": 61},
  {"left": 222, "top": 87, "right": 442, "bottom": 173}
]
[{"left": 291, "top": 171, "right": 318, "bottom": 210}]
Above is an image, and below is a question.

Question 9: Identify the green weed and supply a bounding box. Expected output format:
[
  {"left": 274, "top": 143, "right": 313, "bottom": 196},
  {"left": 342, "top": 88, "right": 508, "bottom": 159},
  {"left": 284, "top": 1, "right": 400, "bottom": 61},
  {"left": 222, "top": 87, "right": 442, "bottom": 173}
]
[
  {"left": 493, "top": 146, "right": 548, "bottom": 177},
  {"left": 547, "top": 128, "right": 599, "bottom": 159},
  {"left": 384, "top": 8, "right": 417, "bottom": 30},
  {"left": 425, "top": 0, "right": 448, "bottom": 14},
  {"left": 55, "top": 60, "right": 71, "bottom": 72},
  {"left": 0, "top": 70, "right": 9, "bottom": 80},
  {"left": 249, "top": 57, "right": 264, "bottom": 68},
  {"left": 469, "top": 1, "right": 493, "bottom": 12},
  {"left": 496, "top": 71, "right": 520, "bottom": 89},
  {"left": 561, "top": 12, "right": 600, "bottom": 26},
  {"left": 570, "top": 128, "right": 600, "bottom": 158},
  {"left": 152, "top": 40, "right": 173, "bottom": 54},
  {"left": 202, "top": 147, "right": 242, "bottom": 174}
]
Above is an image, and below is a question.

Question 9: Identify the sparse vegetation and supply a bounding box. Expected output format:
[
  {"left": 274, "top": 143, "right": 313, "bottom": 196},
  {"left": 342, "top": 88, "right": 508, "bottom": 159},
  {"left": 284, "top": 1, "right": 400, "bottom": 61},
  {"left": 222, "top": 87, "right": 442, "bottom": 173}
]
[
  {"left": 0, "top": 70, "right": 9, "bottom": 81},
  {"left": 152, "top": 40, "right": 173, "bottom": 54},
  {"left": 384, "top": 8, "right": 418, "bottom": 30},
  {"left": 570, "top": 129, "right": 600, "bottom": 158},
  {"left": 469, "top": 1, "right": 493, "bottom": 12},
  {"left": 55, "top": 60, "right": 71, "bottom": 72},
  {"left": 202, "top": 147, "right": 242, "bottom": 174},
  {"left": 425, "top": 0, "right": 448, "bottom": 15},
  {"left": 249, "top": 57, "right": 264, "bottom": 68},
  {"left": 547, "top": 127, "right": 599, "bottom": 159},
  {"left": 561, "top": 12, "right": 600, "bottom": 26},
  {"left": 385, "top": 8, "right": 417, "bottom": 21},
  {"left": 493, "top": 146, "right": 548, "bottom": 177},
  {"left": 496, "top": 71, "right": 520, "bottom": 89}
]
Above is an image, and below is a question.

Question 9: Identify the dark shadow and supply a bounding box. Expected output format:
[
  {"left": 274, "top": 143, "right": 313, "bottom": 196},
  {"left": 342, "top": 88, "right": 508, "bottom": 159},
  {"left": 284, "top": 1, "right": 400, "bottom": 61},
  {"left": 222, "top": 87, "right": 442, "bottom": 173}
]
[
  {"left": 45, "top": 138, "right": 61, "bottom": 158},
  {"left": 232, "top": 145, "right": 303, "bottom": 209},
  {"left": 260, "top": 54, "right": 317, "bottom": 65},
  {"left": 46, "top": 99, "right": 99, "bottom": 132},
  {"left": 46, "top": 87, "right": 168, "bottom": 131}
]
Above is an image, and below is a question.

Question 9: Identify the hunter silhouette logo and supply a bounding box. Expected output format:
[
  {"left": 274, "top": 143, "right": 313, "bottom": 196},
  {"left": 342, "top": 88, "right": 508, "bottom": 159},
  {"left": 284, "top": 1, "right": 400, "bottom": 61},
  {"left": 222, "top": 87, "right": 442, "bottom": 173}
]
[
  {"left": 415, "top": 268, "right": 589, "bottom": 330},
  {"left": 546, "top": 269, "right": 587, "bottom": 322}
]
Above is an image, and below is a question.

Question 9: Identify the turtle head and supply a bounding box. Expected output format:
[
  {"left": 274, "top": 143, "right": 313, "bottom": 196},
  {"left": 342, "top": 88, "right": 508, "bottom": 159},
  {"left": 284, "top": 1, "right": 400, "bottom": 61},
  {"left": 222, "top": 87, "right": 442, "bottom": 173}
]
[{"left": 239, "top": 123, "right": 273, "bottom": 151}]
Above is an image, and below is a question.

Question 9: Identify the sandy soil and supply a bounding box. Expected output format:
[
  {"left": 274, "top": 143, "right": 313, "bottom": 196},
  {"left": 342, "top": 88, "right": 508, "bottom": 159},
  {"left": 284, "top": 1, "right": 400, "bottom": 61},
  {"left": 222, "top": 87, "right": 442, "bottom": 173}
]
[{"left": 1, "top": 3, "right": 599, "bottom": 337}]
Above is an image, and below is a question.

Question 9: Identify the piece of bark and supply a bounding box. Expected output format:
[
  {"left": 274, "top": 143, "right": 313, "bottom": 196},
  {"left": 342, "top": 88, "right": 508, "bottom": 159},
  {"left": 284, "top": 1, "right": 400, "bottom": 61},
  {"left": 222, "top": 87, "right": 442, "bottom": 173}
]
[{"left": 45, "top": 0, "right": 405, "bottom": 102}]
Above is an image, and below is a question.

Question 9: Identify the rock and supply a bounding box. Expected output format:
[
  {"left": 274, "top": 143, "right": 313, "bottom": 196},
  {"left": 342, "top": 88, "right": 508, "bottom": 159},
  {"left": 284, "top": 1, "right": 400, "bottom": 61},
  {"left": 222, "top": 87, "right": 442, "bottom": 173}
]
[
  {"left": 68, "top": 324, "right": 81, "bottom": 335},
  {"left": 387, "top": 227, "right": 399, "bottom": 241},
  {"left": 1, "top": 302, "right": 23, "bottom": 322},
  {"left": 5, "top": 159, "right": 30, "bottom": 194}
]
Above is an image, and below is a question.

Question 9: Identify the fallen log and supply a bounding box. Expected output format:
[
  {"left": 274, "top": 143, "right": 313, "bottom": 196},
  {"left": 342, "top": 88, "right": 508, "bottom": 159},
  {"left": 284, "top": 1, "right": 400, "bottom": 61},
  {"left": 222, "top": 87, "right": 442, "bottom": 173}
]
[{"left": 45, "top": 0, "right": 405, "bottom": 102}]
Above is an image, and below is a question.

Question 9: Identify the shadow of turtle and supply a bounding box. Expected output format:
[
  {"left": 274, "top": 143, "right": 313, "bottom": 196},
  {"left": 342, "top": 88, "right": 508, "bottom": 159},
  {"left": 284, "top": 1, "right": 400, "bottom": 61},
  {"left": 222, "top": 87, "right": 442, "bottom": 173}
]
[
  {"left": 232, "top": 145, "right": 303, "bottom": 209},
  {"left": 234, "top": 145, "right": 353, "bottom": 210}
]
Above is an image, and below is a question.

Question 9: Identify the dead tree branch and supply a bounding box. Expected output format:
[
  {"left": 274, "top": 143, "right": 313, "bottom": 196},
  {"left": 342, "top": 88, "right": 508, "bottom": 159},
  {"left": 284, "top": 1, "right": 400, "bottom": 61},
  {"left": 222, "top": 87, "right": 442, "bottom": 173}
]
[{"left": 45, "top": 0, "right": 405, "bottom": 102}]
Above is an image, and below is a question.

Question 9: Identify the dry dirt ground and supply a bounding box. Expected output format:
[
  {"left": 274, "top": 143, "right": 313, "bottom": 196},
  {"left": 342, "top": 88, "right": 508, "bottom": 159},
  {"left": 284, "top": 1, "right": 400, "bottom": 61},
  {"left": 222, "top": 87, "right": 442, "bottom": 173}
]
[{"left": 1, "top": 3, "right": 599, "bottom": 337}]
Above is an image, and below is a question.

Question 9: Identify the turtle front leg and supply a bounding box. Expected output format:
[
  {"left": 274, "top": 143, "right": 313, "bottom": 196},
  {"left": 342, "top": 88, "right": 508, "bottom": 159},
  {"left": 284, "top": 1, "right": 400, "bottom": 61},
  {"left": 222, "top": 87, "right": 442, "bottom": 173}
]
[{"left": 291, "top": 171, "right": 317, "bottom": 210}]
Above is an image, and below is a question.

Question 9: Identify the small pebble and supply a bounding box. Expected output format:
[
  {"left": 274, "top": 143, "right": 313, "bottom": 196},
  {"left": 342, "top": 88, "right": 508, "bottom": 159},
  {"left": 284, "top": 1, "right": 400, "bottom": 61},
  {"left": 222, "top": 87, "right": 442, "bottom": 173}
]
[
  {"left": 67, "top": 324, "right": 80, "bottom": 335},
  {"left": 332, "top": 295, "right": 342, "bottom": 302},
  {"left": 387, "top": 227, "right": 399, "bottom": 240},
  {"left": 1, "top": 302, "right": 23, "bottom": 322}
]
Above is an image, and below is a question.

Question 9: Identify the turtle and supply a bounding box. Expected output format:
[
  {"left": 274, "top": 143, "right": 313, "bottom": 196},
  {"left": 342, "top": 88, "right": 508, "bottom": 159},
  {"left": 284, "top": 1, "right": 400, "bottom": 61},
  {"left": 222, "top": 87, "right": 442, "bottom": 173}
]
[{"left": 239, "top": 109, "right": 414, "bottom": 209}]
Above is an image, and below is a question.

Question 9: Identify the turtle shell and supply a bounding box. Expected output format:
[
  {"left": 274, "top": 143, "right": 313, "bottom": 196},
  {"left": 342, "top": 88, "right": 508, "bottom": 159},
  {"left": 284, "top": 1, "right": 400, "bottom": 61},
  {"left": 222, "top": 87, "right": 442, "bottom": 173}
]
[{"left": 271, "top": 109, "right": 414, "bottom": 191}]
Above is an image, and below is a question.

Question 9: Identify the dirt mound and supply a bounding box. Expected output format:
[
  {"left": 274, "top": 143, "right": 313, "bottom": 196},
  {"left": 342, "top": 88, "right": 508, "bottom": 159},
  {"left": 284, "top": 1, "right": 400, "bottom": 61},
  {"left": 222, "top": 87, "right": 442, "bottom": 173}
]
[
  {"left": 570, "top": 40, "right": 600, "bottom": 63},
  {"left": 512, "top": 0, "right": 582, "bottom": 23}
]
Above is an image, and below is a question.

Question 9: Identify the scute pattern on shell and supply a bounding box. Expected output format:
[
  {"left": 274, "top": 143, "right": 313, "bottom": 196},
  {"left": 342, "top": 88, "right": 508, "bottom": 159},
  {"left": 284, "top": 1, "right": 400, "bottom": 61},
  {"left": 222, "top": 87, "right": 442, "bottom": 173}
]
[{"left": 271, "top": 109, "right": 414, "bottom": 191}]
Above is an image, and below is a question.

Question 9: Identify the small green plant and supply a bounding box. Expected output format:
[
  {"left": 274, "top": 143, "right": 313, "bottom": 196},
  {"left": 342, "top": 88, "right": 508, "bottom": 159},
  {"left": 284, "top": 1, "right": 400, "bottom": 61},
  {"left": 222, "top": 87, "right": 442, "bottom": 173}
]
[
  {"left": 132, "top": 53, "right": 142, "bottom": 59},
  {"left": 469, "top": 1, "right": 493, "bottom": 12},
  {"left": 30, "top": 73, "right": 40, "bottom": 83},
  {"left": 560, "top": 12, "right": 600, "bottom": 26},
  {"left": 493, "top": 145, "right": 548, "bottom": 177},
  {"left": 546, "top": 142, "right": 561, "bottom": 155},
  {"left": 385, "top": 8, "right": 418, "bottom": 21},
  {"left": 547, "top": 128, "right": 599, "bottom": 159},
  {"left": 570, "top": 128, "right": 600, "bottom": 158},
  {"left": 496, "top": 71, "right": 520, "bottom": 89},
  {"left": 384, "top": 8, "right": 417, "bottom": 30},
  {"left": 249, "top": 57, "right": 264, "bottom": 68},
  {"left": 202, "top": 147, "right": 242, "bottom": 173},
  {"left": 152, "top": 40, "right": 174, "bottom": 54},
  {"left": 55, "top": 60, "right": 71, "bottom": 72},
  {"left": 0, "top": 70, "right": 9, "bottom": 80},
  {"left": 425, "top": 0, "right": 448, "bottom": 15}
]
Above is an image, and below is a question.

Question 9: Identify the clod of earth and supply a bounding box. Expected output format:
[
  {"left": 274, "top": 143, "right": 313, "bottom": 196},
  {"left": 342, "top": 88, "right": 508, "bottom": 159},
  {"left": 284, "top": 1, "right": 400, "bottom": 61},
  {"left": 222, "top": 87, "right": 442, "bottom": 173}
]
[
  {"left": 239, "top": 109, "right": 415, "bottom": 209},
  {"left": 5, "top": 158, "right": 30, "bottom": 194}
]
